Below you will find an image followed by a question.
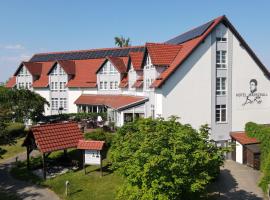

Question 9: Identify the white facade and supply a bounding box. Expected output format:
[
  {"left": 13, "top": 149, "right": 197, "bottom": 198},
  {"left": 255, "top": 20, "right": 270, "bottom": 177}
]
[{"left": 9, "top": 18, "right": 270, "bottom": 144}]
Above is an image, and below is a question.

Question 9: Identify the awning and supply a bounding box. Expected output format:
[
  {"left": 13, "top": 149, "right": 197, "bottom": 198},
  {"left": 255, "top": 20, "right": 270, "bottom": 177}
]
[{"left": 74, "top": 94, "right": 148, "bottom": 111}]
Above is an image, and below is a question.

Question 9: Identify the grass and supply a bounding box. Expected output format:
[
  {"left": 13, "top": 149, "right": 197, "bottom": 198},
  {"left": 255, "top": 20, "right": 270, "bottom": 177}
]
[
  {"left": 10, "top": 149, "right": 123, "bottom": 200},
  {"left": 44, "top": 164, "right": 122, "bottom": 200},
  {"left": 0, "top": 188, "right": 21, "bottom": 200},
  {"left": 0, "top": 137, "right": 25, "bottom": 162}
]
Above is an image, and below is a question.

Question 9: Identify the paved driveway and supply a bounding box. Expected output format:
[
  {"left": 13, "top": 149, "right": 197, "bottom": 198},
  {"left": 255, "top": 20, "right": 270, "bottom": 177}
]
[
  {"left": 209, "top": 160, "right": 266, "bottom": 200},
  {"left": 0, "top": 152, "right": 59, "bottom": 200}
]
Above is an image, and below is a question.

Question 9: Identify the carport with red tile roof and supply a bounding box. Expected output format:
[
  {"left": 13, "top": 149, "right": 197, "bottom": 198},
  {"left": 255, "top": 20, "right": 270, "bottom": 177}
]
[{"left": 22, "top": 122, "right": 83, "bottom": 179}]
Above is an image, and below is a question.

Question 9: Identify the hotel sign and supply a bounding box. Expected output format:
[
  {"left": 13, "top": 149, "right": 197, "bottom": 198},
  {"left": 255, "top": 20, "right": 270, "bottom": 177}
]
[{"left": 236, "top": 79, "right": 268, "bottom": 106}]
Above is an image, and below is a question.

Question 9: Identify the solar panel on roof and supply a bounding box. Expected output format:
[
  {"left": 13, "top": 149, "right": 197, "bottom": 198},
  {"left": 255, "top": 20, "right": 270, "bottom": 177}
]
[
  {"left": 29, "top": 47, "right": 145, "bottom": 62},
  {"left": 165, "top": 20, "right": 214, "bottom": 45}
]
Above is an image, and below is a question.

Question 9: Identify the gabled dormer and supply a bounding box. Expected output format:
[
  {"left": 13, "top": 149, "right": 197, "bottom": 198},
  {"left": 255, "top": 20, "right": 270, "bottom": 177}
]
[
  {"left": 127, "top": 52, "right": 144, "bottom": 89},
  {"left": 48, "top": 60, "right": 75, "bottom": 92},
  {"left": 143, "top": 43, "right": 182, "bottom": 90},
  {"left": 14, "top": 62, "right": 42, "bottom": 90},
  {"left": 96, "top": 57, "right": 127, "bottom": 90}
]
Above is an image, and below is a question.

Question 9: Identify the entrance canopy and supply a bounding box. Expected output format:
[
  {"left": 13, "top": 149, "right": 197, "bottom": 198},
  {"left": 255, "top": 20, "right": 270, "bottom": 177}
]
[{"left": 75, "top": 94, "right": 148, "bottom": 111}]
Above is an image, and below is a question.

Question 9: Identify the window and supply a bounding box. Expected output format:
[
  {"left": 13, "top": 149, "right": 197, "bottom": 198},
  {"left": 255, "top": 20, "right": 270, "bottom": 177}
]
[
  {"left": 104, "top": 81, "right": 107, "bottom": 89},
  {"left": 59, "top": 67, "right": 65, "bottom": 75},
  {"left": 100, "top": 81, "right": 104, "bottom": 90},
  {"left": 114, "top": 81, "right": 118, "bottom": 89},
  {"left": 51, "top": 98, "right": 58, "bottom": 110},
  {"left": 216, "top": 37, "right": 227, "bottom": 42},
  {"left": 55, "top": 82, "right": 57, "bottom": 90},
  {"left": 110, "top": 81, "right": 113, "bottom": 89},
  {"left": 51, "top": 67, "right": 58, "bottom": 75},
  {"left": 216, "top": 77, "right": 226, "bottom": 95},
  {"left": 216, "top": 105, "right": 226, "bottom": 123},
  {"left": 51, "top": 82, "right": 54, "bottom": 90},
  {"left": 60, "top": 98, "right": 67, "bottom": 110},
  {"left": 216, "top": 50, "right": 227, "bottom": 68},
  {"left": 145, "top": 56, "right": 153, "bottom": 69}
]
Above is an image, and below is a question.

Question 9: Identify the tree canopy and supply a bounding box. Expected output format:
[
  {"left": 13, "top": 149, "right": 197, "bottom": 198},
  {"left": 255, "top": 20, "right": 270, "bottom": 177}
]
[
  {"left": 114, "top": 36, "right": 131, "bottom": 47},
  {"left": 111, "top": 117, "right": 227, "bottom": 200},
  {"left": 0, "top": 86, "right": 49, "bottom": 123}
]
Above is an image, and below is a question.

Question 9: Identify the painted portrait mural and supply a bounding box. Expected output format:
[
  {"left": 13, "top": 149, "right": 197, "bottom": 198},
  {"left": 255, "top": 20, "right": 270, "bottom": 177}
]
[{"left": 236, "top": 79, "right": 268, "bottom": 107}]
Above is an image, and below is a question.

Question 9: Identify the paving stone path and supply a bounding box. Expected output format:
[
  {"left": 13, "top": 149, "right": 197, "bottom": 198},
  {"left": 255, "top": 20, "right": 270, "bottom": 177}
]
[
  {"left": 0, "top": 152, "right": 59, "bottom": 200},
  {"left": 209, "top": 160, "right": 267, "bottom": 200}
]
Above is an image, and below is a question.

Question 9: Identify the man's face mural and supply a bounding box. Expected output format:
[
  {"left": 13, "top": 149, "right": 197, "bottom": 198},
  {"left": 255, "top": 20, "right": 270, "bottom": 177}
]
[{"left": 249, "top": 79, "right": 257, "bottom": 93}]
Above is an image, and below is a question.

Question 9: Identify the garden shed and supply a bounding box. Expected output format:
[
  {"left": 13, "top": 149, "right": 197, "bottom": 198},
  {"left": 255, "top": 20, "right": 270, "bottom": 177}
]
[
  {"left": 230, "top": 131, "right": 260, "bottom": 170},
  {"left": 22, "top": 122, "right": 84, "bottom": 179}
]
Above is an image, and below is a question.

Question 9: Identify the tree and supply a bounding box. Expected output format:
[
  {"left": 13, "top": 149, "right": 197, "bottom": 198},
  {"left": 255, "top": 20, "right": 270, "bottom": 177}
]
[
  {"left": 111, "top": 117, "right": 227, "bottom": 200},
  {"left": 114, "top": 36, "right": 131, "bottom": 47},
  {"left": 0, "top": 86, "right": 49, "bottom": 123}
]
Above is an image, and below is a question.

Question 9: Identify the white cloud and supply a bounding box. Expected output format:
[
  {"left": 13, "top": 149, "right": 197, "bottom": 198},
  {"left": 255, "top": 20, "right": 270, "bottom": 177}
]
[{"left": 4, "top": 44, "right": 25, "bottom": 50}]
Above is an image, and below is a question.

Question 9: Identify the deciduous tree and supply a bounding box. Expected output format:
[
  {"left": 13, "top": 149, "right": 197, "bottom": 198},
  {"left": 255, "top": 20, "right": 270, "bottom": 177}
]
[{"left": 111, "top": 117, "right": 227, "bottom": 200}]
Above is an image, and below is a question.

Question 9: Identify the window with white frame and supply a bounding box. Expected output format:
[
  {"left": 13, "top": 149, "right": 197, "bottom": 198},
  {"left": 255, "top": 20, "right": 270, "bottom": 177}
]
[
  {"left": 51, "top": 67, "right": 58, "bottom": 75},
  {"left": 114, "top": 81, "right": 118, "bottom": 89},
  {"left": 216, "top": 37, "right": 227, "bottom": 42},
  {"left": 216, "top": 77, "right": 226, "bottom": 95},
  {"left": 50, "top": 82, "right": 54, "bottom": 90},
  {"left": 104, "top": 81, "right": 107, "bottom": 90},
  {"left": 145, "top": 55, "right": 153, "bottom": 69},
  {"left": 55, "top": 82, "right": 58, "bottom": 91},
  {"left": 110, "top": 81, "right": 113, "bottom": 89},
  {"left": 51, "top": 98, "right": 58, "bottom": 110},
  {"left": 216, "top": 50, "right": 227, "bottom": 68},
  {"left": 59, "top": 98, "right": 67, "bottom": 110},
  {"left": 216, "top": 105, "right": 226, "bottom": 123},
  {"left": 59, "top": 67, "right": 65, "bottom": 75},
  {"left": 100, "top": 81, "right": 104, "bottom": 90}
]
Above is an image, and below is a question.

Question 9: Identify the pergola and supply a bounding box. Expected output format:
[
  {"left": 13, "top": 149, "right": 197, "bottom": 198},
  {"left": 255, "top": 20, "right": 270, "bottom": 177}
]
[{"left": 22, "top": 122, "right": 84, "bottom": 179}]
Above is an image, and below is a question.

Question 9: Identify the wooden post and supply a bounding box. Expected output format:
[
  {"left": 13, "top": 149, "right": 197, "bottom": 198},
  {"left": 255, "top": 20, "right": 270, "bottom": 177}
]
[
  {"left": 42, "top": 153, "right": 46, "bottom": 180},
  {"left": 83, "top": 150, "right": 86, "bottom": 175},
  {"left": 100, "top": 153, "right": 102, "bottom": 177},
  {"left": 26, "top": 146, "right": 30, "bottom": 170}
]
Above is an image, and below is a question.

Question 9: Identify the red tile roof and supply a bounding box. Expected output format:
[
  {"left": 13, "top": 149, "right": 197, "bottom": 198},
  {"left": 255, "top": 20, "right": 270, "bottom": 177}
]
[
  {"left": 23, "top": 122, "right": 84, "bottom": 153},
  {"left": 230, "top": 131, "right": 259, "bottom": 145},
  {"left": 48, "top": 60, "right": 76, "bottom": 75},
  {"left": 96, "top": 56, "right": 127, "bottom": 74},
  {"left": 132, "top": 76, "right": 143, "bottom": 88},
  {"left": 151, "top": 16, "right": 227, "bottom": 88},
  {"left": 6, "top": 76, "right": 16, "bottom": 88},
  {"left": 77, "top": 140, "right": 105, "bottom": 150},
  {"left": 119, "top": 75, "right": 128, "bottom": 88},
  {"left": 32, "top": 62, "right": 54, "bottom": 88},
  {"left": 129, "top": 52, "right": 144, "bottom": 70},
  {"left": 67, "top": 59, "right": 104, "bottom": 88},
  {"left": 74, "top": 94, "right": 148, "bottom": 110},
  {"left": 146, "top": 43, "right": 182, "bottom": 66},
  {"left": 14, "top": 62, "right": 43, "bottom": 76}
]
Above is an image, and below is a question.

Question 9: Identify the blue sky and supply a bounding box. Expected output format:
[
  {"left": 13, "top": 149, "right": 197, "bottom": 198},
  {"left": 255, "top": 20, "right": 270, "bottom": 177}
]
[{"left": 0, "top": 0, "right": 269, "bottom": 82}]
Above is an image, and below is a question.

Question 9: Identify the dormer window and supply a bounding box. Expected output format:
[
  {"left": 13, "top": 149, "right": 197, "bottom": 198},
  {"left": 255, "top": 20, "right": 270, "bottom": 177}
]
[
  {"left": 51, "top": 67, "right": 58, "bottom": 75},
  {"left": 216, "top": 37, "right": 227, "bottom": 42}
]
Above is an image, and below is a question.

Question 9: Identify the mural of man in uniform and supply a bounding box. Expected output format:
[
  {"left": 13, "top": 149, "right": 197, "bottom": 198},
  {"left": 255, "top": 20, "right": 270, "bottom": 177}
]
[{"left": 243, "top": 79, "right": 262, "bottom": 106}]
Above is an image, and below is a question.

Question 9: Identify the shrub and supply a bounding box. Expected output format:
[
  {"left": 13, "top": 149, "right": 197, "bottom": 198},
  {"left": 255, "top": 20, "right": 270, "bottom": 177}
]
[
  {"left": 84, "top": 129, "right": 115, "bottom": 146},
  {"left": 84, "top": 129, "right": 106, "bottom": 141},
  {"left": 246, "top": 122, "right": 270, "bottom": 192},
  {"left": 5, "top": 122, "right": 25, "bottom": 138}
]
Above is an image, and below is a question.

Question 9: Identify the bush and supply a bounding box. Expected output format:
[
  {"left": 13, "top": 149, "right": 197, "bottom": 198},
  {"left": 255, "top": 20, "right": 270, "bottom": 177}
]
[
  {"left": 5, "top": 122, "right": 25, "bottom": 138},
  {"left": 85, "top": 128, "right": 107, "bottom": 141},
  {"left": 84, "top": 129, "right": 115, "bottom": 146},
  {"left": 246, "top": 122, "right": 270, "bottom": 192}
]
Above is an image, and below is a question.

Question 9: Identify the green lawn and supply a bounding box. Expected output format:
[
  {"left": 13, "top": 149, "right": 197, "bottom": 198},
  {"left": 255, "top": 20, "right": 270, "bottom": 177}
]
[
  {"left": 0, "top": 137, "right": 25, "bottom": 162},
  {"left": 10, "top": 149, "right": 123, "bottom": 200},
  {"left": 44, "top": 164, "right": 122, "bottom": 200}
]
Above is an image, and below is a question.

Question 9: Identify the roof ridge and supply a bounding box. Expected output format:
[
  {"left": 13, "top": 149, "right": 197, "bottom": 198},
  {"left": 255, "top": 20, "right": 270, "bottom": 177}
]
[
  {"left": 31, "top": 121, "right": 76, "bottom": 128},
  {"left": 33, "top": 45, "right": 145, "bottom": 56}
]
